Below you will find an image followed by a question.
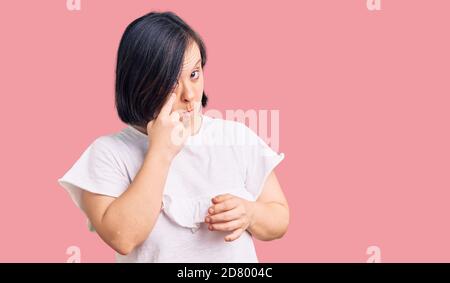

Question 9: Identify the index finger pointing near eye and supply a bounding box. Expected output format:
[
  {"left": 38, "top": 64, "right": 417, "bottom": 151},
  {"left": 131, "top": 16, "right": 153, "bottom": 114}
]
[{"left": 158, "top": 93, "right": 176, "bottom": 118}]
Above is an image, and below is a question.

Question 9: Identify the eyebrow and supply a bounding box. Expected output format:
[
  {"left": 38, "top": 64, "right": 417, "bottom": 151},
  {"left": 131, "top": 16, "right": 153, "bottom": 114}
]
[
  {"left": 183, "top": 59, "right": 201, "bottom": 71},
  {"left": 190, "top": 59, "right": 201, "bottom": 70}
]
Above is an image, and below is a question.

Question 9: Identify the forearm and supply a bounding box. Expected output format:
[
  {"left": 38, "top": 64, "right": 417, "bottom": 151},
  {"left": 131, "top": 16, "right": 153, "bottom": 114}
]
[
  {"left": 247, "top": 201, "right": 289, "bottom": 241},
  {"left": 99, "top": 150, "right": 171, "bottom": 253}
]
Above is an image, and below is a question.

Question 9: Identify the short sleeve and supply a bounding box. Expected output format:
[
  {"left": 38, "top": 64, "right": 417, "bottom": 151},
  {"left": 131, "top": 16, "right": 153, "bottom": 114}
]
[
  {"left": 57, "top": 137, "right": 130, "bottom": 231},
  {"left": 241, "top": 124, "right": 285, "bottom": 200}
]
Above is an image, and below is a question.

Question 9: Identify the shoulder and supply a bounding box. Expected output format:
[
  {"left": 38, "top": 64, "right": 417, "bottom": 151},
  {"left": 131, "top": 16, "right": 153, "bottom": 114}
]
[
  {"left": 204, "top": 116, "right": 256, "bottom": 137},
  {"left": 86, "top": 128, "right": 134, "bottom": 164},
  {"left": 91, "top": 133, "right": 121, "bottom": 153},
  {"left": 204, "top": 116, "right": 260, "bottom": 147},
  {"left": 204, "top": 116, "right": 281, "bottom": 158},
  {"left": 91, "top": 125, "right": 141, "bottom": 150}
]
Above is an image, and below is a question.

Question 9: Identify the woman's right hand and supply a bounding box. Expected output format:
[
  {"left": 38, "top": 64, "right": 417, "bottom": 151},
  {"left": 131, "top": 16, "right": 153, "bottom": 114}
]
[{"left": 146, "top": 93, "right": 191, "bottom": 162}]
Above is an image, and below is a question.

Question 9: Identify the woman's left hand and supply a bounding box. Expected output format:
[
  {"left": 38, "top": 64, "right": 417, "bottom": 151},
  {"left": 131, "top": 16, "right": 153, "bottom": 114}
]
[{"left": 204, "top": 194, "right": 255, "bottom": 242}]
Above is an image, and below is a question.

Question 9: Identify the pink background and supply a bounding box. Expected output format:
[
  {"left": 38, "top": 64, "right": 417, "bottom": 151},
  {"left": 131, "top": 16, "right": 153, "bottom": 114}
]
[{"left": 1, "top": 0, "right": 449, "bottom": 262}]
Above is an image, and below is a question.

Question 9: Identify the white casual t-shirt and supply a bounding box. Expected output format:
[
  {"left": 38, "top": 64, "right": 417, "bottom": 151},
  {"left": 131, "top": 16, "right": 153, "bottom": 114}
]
[{"left": 58, "top": 115, "right": 284, "bottom": 263}]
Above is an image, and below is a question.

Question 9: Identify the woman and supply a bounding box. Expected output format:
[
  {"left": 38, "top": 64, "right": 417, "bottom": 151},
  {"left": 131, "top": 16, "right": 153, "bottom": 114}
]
[{"left": 58, "top": 11, "right": 289, "bottom": 263}]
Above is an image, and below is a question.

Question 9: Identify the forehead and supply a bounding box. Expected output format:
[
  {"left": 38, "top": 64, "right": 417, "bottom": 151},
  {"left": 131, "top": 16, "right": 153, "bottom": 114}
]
[{"left": 181, "top": 42, "right": 201, "bottom": 72}]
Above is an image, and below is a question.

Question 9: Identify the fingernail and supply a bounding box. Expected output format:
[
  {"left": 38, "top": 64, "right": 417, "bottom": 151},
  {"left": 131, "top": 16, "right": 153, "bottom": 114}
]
[{"left": 209, "top": 208, "right": 214, "bottom": 214}]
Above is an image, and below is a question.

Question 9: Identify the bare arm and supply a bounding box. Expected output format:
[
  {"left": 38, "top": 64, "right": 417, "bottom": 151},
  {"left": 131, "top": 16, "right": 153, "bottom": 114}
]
[
  {"left": 247, "top": 171, "right": 289, "bottom": 241},
  {"left": 81, "top": 150, "right": 171, "bottom": 255},
  {"left": 80, "top": 93, "right": 190, "bottom": 255}
]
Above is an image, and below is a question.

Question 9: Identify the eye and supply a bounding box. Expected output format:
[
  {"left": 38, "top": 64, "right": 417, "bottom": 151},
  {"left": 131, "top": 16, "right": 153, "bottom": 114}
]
[{"left": 191, "top": 70, "right": 200, "bottom": 80}]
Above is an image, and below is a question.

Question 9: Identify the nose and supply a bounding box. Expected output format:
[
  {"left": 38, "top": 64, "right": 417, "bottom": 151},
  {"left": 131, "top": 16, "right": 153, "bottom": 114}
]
[{"left": 180, "top": 87, "right": 195, "bottom": 107}]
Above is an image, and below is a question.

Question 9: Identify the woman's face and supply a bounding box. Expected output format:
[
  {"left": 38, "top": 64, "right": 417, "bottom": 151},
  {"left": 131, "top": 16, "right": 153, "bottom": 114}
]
[
  {"left": 171, "top": 42, "right": 204, "bottom": 130},
  {"left": 134, "top": 42, "right": 204, "bottom": 136}
]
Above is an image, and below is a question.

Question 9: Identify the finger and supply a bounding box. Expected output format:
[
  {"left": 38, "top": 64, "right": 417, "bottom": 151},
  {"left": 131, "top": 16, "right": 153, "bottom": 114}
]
[
  {"left": 181, "top": 112, "right": 190, "bottom": 128},
  {"left": 208, "top": 198, "right": 239, "bottom": 215},
  {"left": 170, "top": 111, "right": 180, "bottom": 123},
  {"left": 208, "top": 219, "right": 243, "bottom": 232},
  {"left": 211, "top": 194, "right": 234, "bottom": 204},
  {"left": 170, "top": 123, "right": 188, "bottom": 146},
  {"left": 224, "top": 228, "right": 245, "bottom": 242},
  {"left": 159, "top": 93, "right": 176, "bottom": 117},
  {"left": 206, "top": 207, "right": 242, "bottom": 224}
]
